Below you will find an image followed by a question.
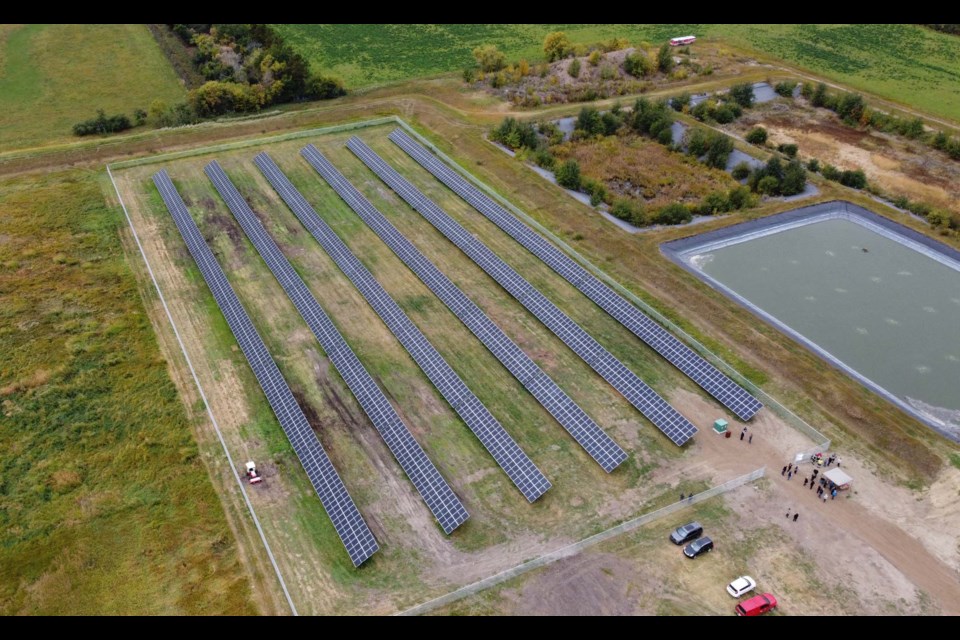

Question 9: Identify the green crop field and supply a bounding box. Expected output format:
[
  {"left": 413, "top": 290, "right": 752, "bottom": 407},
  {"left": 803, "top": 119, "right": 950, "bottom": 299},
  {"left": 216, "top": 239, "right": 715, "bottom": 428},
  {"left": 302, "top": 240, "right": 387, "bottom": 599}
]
[
  {"left": 0, "top": 169, "right": 254, "bottom": 615},
  {"left": 275, "top": 24, "right": 960, "bottom": 121},
  {"left": 0, "top": 24, "right": 185, "bottom": 151}
]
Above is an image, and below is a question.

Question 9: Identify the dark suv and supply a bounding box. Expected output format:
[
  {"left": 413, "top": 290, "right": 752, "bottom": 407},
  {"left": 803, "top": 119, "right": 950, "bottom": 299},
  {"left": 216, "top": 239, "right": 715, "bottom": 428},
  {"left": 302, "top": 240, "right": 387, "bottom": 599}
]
[
  {"left": 684, "top": 536, "right": 714, "bottom": 559},
  {"left": 670, "top": 521, "right": 704, "bottom": 545}
]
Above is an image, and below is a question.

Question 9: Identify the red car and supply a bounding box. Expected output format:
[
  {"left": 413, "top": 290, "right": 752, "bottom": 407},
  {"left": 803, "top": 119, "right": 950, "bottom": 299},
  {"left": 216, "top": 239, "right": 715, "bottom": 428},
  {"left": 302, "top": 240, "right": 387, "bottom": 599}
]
[{"left": 735, "top": 593, "right": 777, "bottom": 616}]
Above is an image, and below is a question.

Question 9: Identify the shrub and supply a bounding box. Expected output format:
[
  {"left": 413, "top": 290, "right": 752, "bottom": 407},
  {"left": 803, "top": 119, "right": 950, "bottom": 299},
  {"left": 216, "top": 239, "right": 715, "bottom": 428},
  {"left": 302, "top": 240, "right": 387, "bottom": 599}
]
[
  {"left": 491, "top": 117, "right": 539, "bottom": 150},
  {"left": 588, "top": 50, "right": 602, "bottom": 67},
  {"left": 544, "top": 31, "right": 571, "bottom": 62},
  {"left": 568, "top": 58, "right": 581, "bottom": 79},
  {"left": 778, "top": 143, "right": 799, "bottom": 158},
  {"left": 811, "top": 82, "right": 828, "bottom": 107},
  {"left": 774, "top": 81, "right": 797, "bottom": 97},
  {"left": 835, "top": 93, "right": 865, "bottom": 123},
  {"left": 839, "top": 169, "right": 868, "bottom": 189},
  {"left": 728, "top": 82, "right": 755, "bottom": 108},
  {"left": 821, "top": 164, "right": 841, "bottom": 181},
  {"left": 611, "top": 198, "right": 644, "bottom": 225},
  {"left": 532, "top": 148, "right": 556, "bottom": 169},
  {"left": 556, "top": 160, "right": 582, "bottom": 189},
  {"left": 671, "top": 92, "right": 690, "bottom": 112},
  {"left": 575, "top": 107, "right": 603, "bottom": 136},
  {"left": 624, "top": 51, "right": 653, "bottom": 77},
  {"left": 656, "top": 203, "right": 692, "bottom": 225},
  {"left": 780, "top": 159, "right": 807, "bottom": 195},
  {"left": 704, "top": 133, "right": 734, "bottom": 169},
  {"left": 72, "top": 110, "right": 133, "bottom": 136},
  {"left": 900, "top": 117, "right": 925, "bottom": 139},
  {"left": 695, "top": 191, "right": 732, "bottom": 215},
  {"left": 631, "top": 98, "right": 674, "bottom": 139},
  {"left": 581, "top": 177, "right": 607, "bottom": 205},
  {"left": 756, "top": 175, "right": 780, "bottom": 194},
  {"left": 728, "top": 185, "right": 755, "bottom": 210},
  {"left": 712, "top": 104, "right": 738, "bottom": 124},
  {"left": 472, "top": 44, "right": 506, "bottom": 72},
  {"left": 932, "top": 131, "right": 949, "bottom": 150},
  {"left": 745, "top": 127, "right": 768, "bottom": 145},
  {"left": 731, "top": 162, "right": 752, "bottom": 180},
  {"left": 462, "top": 68, "right": 475, "bottom": 83},
  {"left": 599, "top": 64, "right": 616, "bottom": 80},
  {"left": 657, "top": 44, "right": 673, "bottom": 74},
  {"left": 133, "top": 108, "right": 147, "bottom": 126},
  {"left": 806, "top": 158, "right": 820, "bottom": 173}
]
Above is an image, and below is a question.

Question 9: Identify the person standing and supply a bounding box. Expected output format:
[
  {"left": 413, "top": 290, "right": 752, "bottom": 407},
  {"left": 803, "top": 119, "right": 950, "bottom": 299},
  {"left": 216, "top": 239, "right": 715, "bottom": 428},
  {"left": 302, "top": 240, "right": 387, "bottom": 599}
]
[
  {"left": 810, "top": 479, "right": 815, "bottom": 491},
  {"left": 787, "top": 470, "right": 793, "bottom": 480},
  {"left": 793, "top": 512, "right": 799, "bottom": 522},
  {"left": 786, "top": 509, "right": 791, "bottom": 519},
  {"left": 803, "top": 478, "right": 809, "bottom": 488},
  {"left": 749, "top": 433, "right": 753, "bottom": 444},
  {"left": 740, "top": 427, "right": 746, "bottom": 441},
  {"left": 782, "top": 465, "right": 787, "bottom": 476}
]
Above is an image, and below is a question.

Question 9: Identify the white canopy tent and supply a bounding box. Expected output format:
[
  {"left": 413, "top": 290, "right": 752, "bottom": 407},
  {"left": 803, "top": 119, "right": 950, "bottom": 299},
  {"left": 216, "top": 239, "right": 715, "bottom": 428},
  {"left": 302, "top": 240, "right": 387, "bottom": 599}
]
[{"left": 824, "top": 468, "right": 852, "bottom": 490}]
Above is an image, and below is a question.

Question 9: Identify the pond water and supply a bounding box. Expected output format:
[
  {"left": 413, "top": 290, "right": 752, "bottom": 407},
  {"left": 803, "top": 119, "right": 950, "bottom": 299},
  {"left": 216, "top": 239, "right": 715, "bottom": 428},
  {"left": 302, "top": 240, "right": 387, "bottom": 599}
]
[{"left": 671, "top": 206, "right": 960, "bottom": 439}]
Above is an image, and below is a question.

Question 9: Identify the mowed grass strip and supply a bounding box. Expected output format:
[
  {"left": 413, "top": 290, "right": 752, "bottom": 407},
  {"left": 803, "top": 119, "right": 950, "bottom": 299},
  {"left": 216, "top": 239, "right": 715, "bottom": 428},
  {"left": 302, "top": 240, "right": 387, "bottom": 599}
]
[
  {"left": 0, "top": 24, "right": 185, "bottom": 151},
  {"left": 0, "top": 169, "right": 254, "bottom": 615}
]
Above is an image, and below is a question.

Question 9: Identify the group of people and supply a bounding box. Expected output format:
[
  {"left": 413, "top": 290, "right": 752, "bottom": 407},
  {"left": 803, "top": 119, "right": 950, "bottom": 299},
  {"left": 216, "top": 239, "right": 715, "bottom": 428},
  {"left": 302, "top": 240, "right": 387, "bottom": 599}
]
[
  {"left": 810, "top": 452, "right": 841, "bottom": 468},
  {"left": 781, "top": 457, "right": 840, "bottom": 504}
]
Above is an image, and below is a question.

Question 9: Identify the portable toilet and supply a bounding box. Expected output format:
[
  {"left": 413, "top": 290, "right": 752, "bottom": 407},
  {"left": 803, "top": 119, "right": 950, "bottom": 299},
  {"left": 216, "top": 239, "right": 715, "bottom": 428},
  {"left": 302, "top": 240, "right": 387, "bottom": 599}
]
[{"left": 713, "top": 419, "right": 728, "bottom": 434}]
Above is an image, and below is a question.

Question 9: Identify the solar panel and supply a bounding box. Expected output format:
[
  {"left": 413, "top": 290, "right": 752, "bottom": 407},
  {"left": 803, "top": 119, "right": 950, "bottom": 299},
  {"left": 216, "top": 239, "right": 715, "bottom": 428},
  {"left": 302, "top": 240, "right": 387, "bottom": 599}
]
[
  {"left": 152, "top": 170, "right": 378, "bottom": 567},
  {"left": 389, "top": 128, "right": 763, "bottom": 422},
  {"left": 248, "top": 153, "right": 551, "bottom": 503},
  {"left": 202, "top": 161, "right": 468, "bottom": 534},
  {"left": 331, "top": 139, "right": 696, "bottom": 447},
  {"left": 306, "top": 142, "right": 626, "bottom": 472}
]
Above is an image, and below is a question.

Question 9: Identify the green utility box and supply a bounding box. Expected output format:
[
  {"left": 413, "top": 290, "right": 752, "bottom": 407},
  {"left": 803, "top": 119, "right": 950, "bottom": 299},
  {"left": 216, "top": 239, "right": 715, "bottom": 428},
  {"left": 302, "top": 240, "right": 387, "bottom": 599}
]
[{"left": 713, "top": 419, "right": 728, "bottom": 434}]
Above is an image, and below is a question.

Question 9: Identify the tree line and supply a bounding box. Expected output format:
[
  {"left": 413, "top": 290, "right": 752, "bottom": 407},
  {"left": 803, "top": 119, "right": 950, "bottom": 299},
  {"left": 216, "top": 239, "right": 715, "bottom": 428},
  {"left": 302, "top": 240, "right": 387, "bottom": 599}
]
[{"left": 73, "top": 24, "right": 346, "bottom": 136}]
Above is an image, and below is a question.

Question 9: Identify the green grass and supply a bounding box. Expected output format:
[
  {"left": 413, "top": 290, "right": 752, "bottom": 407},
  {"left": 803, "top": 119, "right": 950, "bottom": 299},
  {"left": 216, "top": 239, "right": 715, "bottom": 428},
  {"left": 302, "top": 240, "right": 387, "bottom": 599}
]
[
  {"left": 0, "top": 24, "right": 185, "bottom": 151},
  {"left": 275, "top": 24, "right": 960, "bottom": 121},
  {"left": 0, "top": 169, "right": 255, "bottom": 615},
  {"left": 707, "top": 24, "right": 960, "bottom": 122},
  {"left": 272, "top": 24, "right": 685, "bottom": 87}
]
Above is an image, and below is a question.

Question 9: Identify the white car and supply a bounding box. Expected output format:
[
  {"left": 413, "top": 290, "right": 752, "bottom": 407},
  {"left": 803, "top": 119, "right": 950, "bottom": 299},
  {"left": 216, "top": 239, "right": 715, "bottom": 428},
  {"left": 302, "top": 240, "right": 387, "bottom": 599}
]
[{"left": 727, "top": 576, "right": 757, "bottom": 598}]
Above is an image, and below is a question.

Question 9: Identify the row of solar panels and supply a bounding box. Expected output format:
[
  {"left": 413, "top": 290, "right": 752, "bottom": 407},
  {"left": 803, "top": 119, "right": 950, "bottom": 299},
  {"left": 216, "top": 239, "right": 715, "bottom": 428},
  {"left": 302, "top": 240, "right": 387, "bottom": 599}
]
[{"left": 388, "top": 128, "right": 763, "bottom": 422}]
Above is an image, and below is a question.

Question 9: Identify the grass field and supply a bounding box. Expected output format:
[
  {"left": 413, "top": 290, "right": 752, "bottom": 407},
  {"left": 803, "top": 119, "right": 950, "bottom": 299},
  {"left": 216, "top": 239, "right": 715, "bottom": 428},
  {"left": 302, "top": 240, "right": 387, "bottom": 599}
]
[
  {"left": 0, "top": 24, "right": 185, "bottom": 151},
  {"left": 274, "top": 24, "right": 960, "bottom": 122},
  {"left": 0, "top": 169, "right": 255, "bottom": 614}
]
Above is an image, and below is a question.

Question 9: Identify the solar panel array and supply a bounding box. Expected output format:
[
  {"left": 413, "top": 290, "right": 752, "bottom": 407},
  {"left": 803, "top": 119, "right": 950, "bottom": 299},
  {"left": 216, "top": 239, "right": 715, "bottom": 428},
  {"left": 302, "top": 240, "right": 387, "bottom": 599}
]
[
  {"left": 250, "top": 153, "right": 551, "bottom": 502},
  {"left": 307, "top": 142, "right": 626, "bottom": 473},
  {"left": 152, "top": 170, "right": 379, "bottom": 567},
  {"left": 338, "top": 140, "right": 697, "bottom": 447},
  {"left": 389, "top": 128, "right": 763, "bottom": 422},
  {"left": 203, "top": 161, "right": 469, "bottom": 534}
]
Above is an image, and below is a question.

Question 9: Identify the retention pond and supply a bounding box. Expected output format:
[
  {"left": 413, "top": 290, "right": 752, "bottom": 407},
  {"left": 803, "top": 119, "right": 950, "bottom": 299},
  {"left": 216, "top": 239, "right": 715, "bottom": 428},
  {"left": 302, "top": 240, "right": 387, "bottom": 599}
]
[{"left": 664, "top": 201, "right": 960, "bottom": 441}]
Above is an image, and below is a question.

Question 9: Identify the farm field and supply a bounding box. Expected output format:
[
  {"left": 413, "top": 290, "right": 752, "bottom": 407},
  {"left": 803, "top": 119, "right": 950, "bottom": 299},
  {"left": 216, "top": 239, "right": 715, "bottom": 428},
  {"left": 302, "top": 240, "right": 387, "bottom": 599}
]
[
  {"left": 0, "top": 24, "right": 185, "bottom": 151},
  {"left": 275, "top": 24, "right": 960, "bottom": 122},
  {"left": 0, "top": 169, "right": 256, "bottom": 615}
]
